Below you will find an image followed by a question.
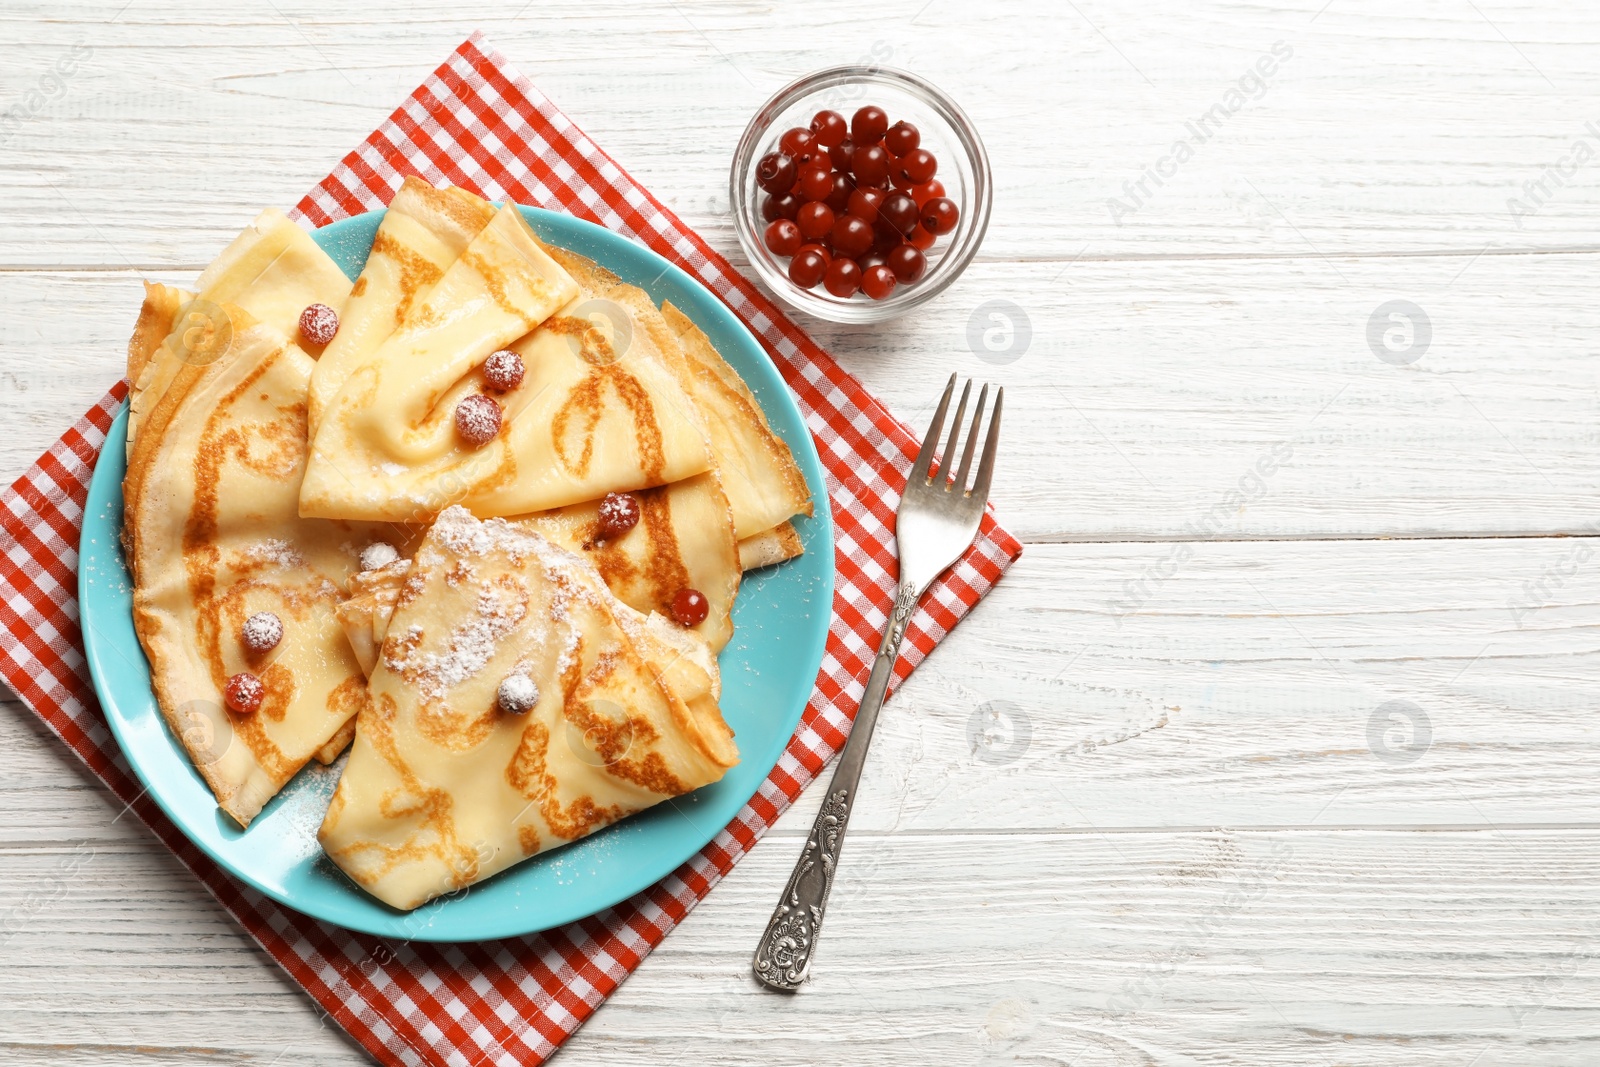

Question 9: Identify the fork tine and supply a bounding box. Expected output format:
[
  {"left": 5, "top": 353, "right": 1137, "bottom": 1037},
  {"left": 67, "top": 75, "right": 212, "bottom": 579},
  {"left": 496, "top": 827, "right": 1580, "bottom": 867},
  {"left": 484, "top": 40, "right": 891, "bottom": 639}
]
[
  {"left": 911, "top": 373, "right": 957, "bottom": 484},
  {"left": 954, "top": 383, "right": 989, "bottom": 491},
  {"left": 969, "top": 386, "right": 1002, "bottom": 501},
  {"left": 940, "top": 380, "right": 972, "bottom": 485}
]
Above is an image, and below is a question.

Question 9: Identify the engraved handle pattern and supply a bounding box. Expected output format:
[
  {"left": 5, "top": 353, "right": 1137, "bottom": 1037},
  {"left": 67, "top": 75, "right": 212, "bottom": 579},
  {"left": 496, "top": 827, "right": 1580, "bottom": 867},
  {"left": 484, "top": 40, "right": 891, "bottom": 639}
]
[
  {"left": 752, "top": 581, "right": 919, "bottom": 991},
  {"left": 751, "top": 787, "right": 851, "bottom": 990}
]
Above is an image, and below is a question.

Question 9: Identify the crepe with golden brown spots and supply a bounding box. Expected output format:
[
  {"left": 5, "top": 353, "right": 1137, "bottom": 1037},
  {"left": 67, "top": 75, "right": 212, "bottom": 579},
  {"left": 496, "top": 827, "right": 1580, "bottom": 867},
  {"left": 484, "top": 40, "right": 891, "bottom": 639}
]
[
  {"left": 654, "top": 301, "right": 812, "bottom": 551},
  {"left": 335, "top": 557, "right": 412, "bottom": 678},
  {"left": 494, "top": 249, "right": 811, "bottom": 563},
  {"left": 307, "top": 179, "right": 496, "bottom": 436},
  {"left": 335, "top": 471, "right": 742, "bottom": 670},
  {"left": 300, "top": 214, "right": 738, "bottom": 523},
  {"left": 456, "top": 265, "right": 720, "bottom": 517},
  {"left": 319, "top": 506, "right": 737, "bottom": 911},
  {"left": 300, "top": 202, "right": 624, "bottom": 521},
  {"left": 737, "top": 520, "right": 804, "bottom": 571},
  {"left": 126, "top": 208, "right": 353, "bottom": 461},
  {"left": 125, "top": 301, "right": 401, "bottom": 827},
  {"left": 515, "top": 471, "right": 740, "bottom": 650}
]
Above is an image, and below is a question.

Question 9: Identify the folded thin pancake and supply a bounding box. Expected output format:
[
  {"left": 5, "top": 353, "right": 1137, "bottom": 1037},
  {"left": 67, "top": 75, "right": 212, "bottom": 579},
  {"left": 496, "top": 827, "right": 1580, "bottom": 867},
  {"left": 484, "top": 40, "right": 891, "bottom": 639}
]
[
  {"left": 454, "top": 260, "right": 718, "bottom": 517},
  {"left": 300, "top": 203, "right": 642, "bottom": 521},
  {"left": 193, "top": 208, "right": 354, "bottom": 354},
  {"left": 738, "top": 520, "right": 804, "bottom": 571},
  {"left": 319, "top": 507, "right": 738, "bottom": 911},
  {"left": 307, "top": 179, "right": 496, "bottom": 436},
  {"left": 126, "top": 209, "right": 352, "bottom": 460},
  {"left": 654, "top": 301, "right": 813, "bottom": 543},
  {"left": 125, "top": 210, "right": 355, "bottom": 567},
  {"left": 497, "top": 250, "right": 811, "bottom": 548},
  {"left": 336, "top": 559, "right": 412, "bottom": 679},
  {"left": 126, "top": 303, "right": 397, "bottom": 826},
  {"left": 125, "top": 281, "right": 194, "bottom": 460},
  {"left": 337, "top": 472, "right": 742, "bottom": 671},
  {"left": 517, "top": 471, "right": 740, "bottom": 649}
]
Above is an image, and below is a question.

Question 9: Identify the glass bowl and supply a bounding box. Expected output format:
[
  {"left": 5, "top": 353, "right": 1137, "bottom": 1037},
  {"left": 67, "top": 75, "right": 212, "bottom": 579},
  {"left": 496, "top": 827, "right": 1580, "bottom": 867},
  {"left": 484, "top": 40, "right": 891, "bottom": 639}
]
[{"left": 730, "top": 65, "right": 992, "bottom": 325}]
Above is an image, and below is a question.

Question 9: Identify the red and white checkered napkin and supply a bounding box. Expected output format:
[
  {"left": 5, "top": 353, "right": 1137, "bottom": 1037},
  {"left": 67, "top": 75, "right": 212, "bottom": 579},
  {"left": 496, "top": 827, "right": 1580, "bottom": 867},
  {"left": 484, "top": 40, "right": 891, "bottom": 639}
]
[{"left": 0, "top": 33, "right": 1022, "bottom": 1066}]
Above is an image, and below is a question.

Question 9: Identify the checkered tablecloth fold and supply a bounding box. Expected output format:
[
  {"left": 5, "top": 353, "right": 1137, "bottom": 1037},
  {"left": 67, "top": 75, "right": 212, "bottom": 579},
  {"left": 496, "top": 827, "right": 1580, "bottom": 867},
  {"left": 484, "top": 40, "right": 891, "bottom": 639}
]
[{"left": 0, "top": 33, "right": 1020, "bottom": 1067}]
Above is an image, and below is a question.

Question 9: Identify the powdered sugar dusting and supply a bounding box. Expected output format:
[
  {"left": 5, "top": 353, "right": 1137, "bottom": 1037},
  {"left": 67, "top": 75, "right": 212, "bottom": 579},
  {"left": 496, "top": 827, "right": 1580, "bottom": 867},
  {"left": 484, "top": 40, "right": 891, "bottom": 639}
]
[
  {"left": 497, "top": 672, "right": 539, "bottom": 713},
  {"left": 241, "top": 611, "right": 283, "bottom": 653},
  {"left": 244, "top": 538, "right": 303, "bottom": 569},
  {"left": 596, "top": 491, "right": 640, "bottom": 539},
  {"left": 392, "top": 587, "right": 528, "bottom": 700},
  {"left": 298, "top": 302, "right": 340, "bottom": 346},
  {"left": 454, "top": 394, "right": 502, "bottom": 446},
  {"left": 280, "top": 751, "right": 347, "bottom": 863},
  {"left": 421, "top": 508, "right": 602, "bottom": 681},
  {"left": 360, "top": 542, "right": 400, "bottom": 571}
]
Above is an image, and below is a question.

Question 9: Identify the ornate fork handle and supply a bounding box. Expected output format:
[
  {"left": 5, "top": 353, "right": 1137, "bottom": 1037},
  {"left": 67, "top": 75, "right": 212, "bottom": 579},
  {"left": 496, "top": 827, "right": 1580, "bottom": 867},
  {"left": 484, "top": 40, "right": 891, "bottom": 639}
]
[{"left": 753, "top": 580, "right": 919, "bottom": 992}]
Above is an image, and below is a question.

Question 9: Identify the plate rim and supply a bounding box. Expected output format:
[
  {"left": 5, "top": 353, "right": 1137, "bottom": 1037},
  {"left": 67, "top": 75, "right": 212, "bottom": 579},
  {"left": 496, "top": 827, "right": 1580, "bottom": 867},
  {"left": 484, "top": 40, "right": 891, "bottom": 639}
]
[{"left": 80, "top": 205, "right": 834, "bottom": 940}]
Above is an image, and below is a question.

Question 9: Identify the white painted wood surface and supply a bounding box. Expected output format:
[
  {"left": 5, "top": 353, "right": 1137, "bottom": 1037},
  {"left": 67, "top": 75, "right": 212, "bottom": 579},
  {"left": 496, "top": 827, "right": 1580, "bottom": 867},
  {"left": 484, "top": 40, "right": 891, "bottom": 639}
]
[{"left": 3, "top": 1, "right": 1599, "bottom": 1063}]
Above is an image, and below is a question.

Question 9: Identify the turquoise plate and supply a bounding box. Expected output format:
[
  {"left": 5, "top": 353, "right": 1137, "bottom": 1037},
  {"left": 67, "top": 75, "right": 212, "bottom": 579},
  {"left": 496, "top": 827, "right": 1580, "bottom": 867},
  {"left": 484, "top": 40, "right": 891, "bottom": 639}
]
[{"left": 80, "top": 207, "right": 833, "bottom": 941}]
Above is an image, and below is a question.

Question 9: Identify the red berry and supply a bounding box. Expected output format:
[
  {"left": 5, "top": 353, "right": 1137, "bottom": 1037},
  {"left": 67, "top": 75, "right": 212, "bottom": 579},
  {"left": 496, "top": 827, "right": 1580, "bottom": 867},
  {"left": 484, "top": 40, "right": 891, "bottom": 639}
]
[
  {"left": 887, "top": 244, "right": 927, "bottom": 284},
  {"left": 861, "top": 264, "right": 898, "bottom": 301},
  {"left": 895, "top": 148, "right": 938, "bottom": 186},
  {"left": 823, "top": 258, "right": 862, "bottom": 299},
  {"left": 764, "top": 219, "right": 803, "bottom": 257},
  {"left": 828, "top": 137, "right": 856, "bottom": 172},
  {"left": 224, "top": 672, "right": 265, "bottom": 715},
  {"left": 795, "top": 164, "right": 834, "bottom": 203},
  {"left": 884, "top": 120, "right": 921, "bottom": 157},
  {"left": 778, "top": 127, "right": 813, "bottom": 157},
  {"left": 872, "top": 221, "right": 903, "bottom": 255},
  {"left": 755, "top": 152, "right": 797, "bottom": 196},
  {"left": 765, "top": 193, "right": 801, "bottom": 222},
  {"left": 911, "top": 179, "right": 945, "bottom": 206},
  {"left": 797, "top": 242, "right": 832, "bottom": 267},
  {"left": 846, "top": 187, "right": 885, "bottom": 224},
  {"left": 483, "top": 349, "right": 525, "bottom": 392},
  {"left": 851, "top": 105, "right": 889, "bottom": 144},
  {"left": 796, "top": 201, "right": 835, "bottom": 241},
  {"left": 671, "top": 588, "right": 710, "bottom": 627},
  {"left": 831, "top": 215, "right": 874, "bottom": 258},
  {"left": 455, "top": 394, "right": 502, "bottom": 446},
  {"left": 241, "top": 611, "right": 283, "bottom": 654},
  {"left": 921, "top": 196, "right": 960, "bottom": 236},
  {"left": 879, "top": 193, "right": 920, "bottom": 237},
  {"left": 851, "top": 144, "right": 891, "bottom": 187},
  {"left": 788, "top": 248, "right": 828, "bottom": 289},
  {"left": 597, "top": 491, "right": 641, "bottom": 540},
  {"left": 859, "top": 252, "right": 887, "bottom": 271},
  {"left": 298, "top": 304, "right": 339, "bottom": 347},
  {"left": 809, "top": 109, "right": 848, "bottom": 148},
  {"left": 908, "top": 224, "right": 937, "bottom": 251},
  {"left": 825, "top": 173, "right": 855, "bottom": 212}
]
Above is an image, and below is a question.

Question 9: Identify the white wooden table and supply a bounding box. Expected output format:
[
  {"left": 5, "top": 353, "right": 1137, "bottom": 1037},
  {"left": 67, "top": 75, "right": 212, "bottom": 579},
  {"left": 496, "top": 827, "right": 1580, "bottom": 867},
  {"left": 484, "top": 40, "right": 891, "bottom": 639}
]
[{"left": 4, "top": 1, "right": 1599, "bottom": 1062}]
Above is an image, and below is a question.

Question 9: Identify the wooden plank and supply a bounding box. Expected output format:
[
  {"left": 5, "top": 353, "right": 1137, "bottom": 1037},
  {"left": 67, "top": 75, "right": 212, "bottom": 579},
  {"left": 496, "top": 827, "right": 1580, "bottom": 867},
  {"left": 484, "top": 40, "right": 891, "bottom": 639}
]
[
  {"left": 3, "top": 252, "right": 1597, "bottom": 541},
  {"left": 1, "top": 2, "right": 1600, "bottom": 266},
  {"left": 6, "top": 536, "right": 1598, "bottom": 847},
  {"left": 852, "top": 535, "right": 1600, "bottom": 832},
  {"left": 4, "top": 828, "right": 1600, "bottom": 1064},
  {"left": 9, "top": 532, "right": 1597, "bottom": 1058}
]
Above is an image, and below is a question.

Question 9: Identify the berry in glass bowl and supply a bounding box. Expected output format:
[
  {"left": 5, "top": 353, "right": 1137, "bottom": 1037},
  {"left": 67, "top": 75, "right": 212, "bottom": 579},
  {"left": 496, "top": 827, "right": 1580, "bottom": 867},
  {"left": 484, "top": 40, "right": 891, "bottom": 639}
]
[{"left": 731, "top": 66, "right": 990, "bottom": 323}]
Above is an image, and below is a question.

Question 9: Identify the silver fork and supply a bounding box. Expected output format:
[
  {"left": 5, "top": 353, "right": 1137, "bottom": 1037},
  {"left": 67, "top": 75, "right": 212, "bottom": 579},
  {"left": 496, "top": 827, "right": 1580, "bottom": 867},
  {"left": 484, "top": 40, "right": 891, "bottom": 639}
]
[{"left": 753, "top": 373, "right": 1002, "bottom": 992}]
